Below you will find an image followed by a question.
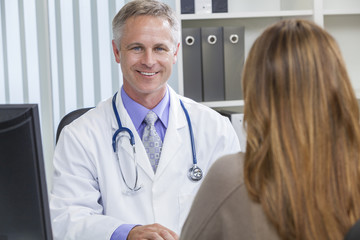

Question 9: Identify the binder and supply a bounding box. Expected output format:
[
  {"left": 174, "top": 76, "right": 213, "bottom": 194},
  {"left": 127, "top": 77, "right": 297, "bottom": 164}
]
[
  {"left": 223, "top": 26, "right": 245, "bottom": 100},
  {"left": 216, "top": 109, "right": 247, "bottom": 152},
  {"left": 182, "top": 28, "right": 203, "bottom": 102},
  {"left": 201, "top": 27, "right": 225, "bottom": 101},
  {"left": 181, "top": 0, "right": 195, "bottom": 14},
  {"left": 212, "top": 0, "right": 228, "bottom": 13}
]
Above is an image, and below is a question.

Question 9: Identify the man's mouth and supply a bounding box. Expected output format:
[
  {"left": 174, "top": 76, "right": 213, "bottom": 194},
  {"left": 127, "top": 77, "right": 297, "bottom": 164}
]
[{"left": 138, "top": 71, "right": 157, "bottom": 76}]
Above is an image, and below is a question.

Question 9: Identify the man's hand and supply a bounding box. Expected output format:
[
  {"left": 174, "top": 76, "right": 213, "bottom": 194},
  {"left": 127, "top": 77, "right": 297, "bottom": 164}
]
[{"left": 127, "top": 223, "right": 179, "bottom": 240}]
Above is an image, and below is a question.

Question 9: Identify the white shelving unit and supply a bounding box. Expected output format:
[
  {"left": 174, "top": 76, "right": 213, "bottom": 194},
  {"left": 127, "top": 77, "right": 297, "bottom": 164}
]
[
  {"left": 323, "top": 0, "right": 360, "bottom": 97},
  {"left": 173, "top": 0, "right": 360, "bottom": 108}
]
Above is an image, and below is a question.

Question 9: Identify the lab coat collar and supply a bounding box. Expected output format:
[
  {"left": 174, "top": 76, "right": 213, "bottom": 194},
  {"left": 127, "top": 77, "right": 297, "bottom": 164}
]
[
  {"left": 154, "top": 87, "right": 187, "bottom": 179},
  {"left": 111, "top": 90, "right": 155, "bottom": 179}
]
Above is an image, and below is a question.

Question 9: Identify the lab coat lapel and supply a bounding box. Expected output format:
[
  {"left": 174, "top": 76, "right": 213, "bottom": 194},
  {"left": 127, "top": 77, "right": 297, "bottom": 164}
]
[
  {"left": 155, "top": 88, "right": 187, "bottom": 178},
  {"left": 111, "top": 92, "right": 155, "bottom": 179}
]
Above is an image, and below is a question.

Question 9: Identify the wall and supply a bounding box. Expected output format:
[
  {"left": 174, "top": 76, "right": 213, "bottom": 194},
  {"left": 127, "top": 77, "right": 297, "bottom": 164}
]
[{"left": 0, "top": 0, "right": 179, "bottom": 188}]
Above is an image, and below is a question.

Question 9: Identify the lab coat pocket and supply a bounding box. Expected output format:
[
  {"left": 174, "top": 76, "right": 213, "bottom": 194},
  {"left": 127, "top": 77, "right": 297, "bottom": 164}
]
[{"left": 178, "top": 193, "right": 195, "bottom": 228}]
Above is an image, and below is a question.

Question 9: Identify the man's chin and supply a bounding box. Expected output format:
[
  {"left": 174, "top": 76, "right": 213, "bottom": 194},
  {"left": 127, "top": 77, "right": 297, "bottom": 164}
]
[{"left": 138, "top": 83, "right": 166, "bottom": 93}]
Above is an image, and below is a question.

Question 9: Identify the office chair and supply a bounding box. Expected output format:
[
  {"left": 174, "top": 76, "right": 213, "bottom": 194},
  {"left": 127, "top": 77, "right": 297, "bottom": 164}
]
[
  {"left": 55, "top": 107, "right": 93, "bottom": 144},
  {"left": 344, "top": 218, "right": 360, "bottom": 240}
]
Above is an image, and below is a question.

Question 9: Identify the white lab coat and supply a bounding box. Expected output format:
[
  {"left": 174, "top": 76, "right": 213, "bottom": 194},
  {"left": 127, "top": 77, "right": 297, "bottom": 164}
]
[{"left": 50, "top": 86, "right": 241, "bottom": 240}]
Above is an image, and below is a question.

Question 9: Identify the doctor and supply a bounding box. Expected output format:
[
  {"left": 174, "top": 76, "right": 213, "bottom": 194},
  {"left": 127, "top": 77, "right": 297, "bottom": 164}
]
[{"left": 50, "top": 0, "right": 240, "bottom": 239}]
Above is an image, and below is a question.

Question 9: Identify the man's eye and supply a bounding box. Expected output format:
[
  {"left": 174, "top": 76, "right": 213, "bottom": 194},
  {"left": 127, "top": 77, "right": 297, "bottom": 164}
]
[
  {"left": 155, "top": 47, "right": 165, "bottom": 52},
  {"left": 132, "top": 47, "right": 142, "bottom": 51}
]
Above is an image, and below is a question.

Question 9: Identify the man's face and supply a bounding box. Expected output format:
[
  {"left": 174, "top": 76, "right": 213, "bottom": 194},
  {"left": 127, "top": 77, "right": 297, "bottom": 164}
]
[{"left": 112, "top": 15, "right": 179, "bottom": 101}]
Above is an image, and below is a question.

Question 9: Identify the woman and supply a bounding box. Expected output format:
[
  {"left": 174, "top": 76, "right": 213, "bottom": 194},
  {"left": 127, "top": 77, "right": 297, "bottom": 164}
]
[{"left": 180, "top": 19, "right": 360, "bottom": 240}]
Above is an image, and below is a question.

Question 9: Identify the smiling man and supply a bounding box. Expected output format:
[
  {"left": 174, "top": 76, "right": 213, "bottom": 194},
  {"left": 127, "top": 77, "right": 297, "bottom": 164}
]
[
  {"left": 113, "top": 14, "right": 177, "bottom": 110},
  {"left": 50, "top": 1, "right": 241, "bottom": 240}
]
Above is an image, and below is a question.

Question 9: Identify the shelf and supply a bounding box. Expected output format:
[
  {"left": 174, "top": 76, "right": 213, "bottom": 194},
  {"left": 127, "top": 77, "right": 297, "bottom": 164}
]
[
  {"left": 180, "top": 10, "right": 313, "bottom": 20},
  {"left": 323, "top": 9, "right": 360, "bottom": 16},
  {"left": 200, "top": 100, "right": 245, "bottom": 108},
  {"left": 177, "top": 0, "right": 360, "bottom": 109}
]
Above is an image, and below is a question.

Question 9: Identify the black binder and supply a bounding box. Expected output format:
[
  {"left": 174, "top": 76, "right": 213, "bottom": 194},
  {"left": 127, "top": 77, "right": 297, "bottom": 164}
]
[
  {"left": 182, "top": 28, "right": 203, "bottom": 101},
  {"left": 201, "top": 27, "right": 225, "bottom": 101},
  {"left": 181, "top": 0, "right": 195, "bottom": 14},
  {"left": 223, "top": 26, "right": 245, "bottom": 100},
  {"left": 212, "top": 0, "right": 228, "bottom": 13}
]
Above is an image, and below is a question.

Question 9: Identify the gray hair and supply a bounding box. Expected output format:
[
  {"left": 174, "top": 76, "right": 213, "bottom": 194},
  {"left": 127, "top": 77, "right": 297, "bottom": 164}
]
[{"left": 112, "top": 0, "right": 180, "bottom": 50}]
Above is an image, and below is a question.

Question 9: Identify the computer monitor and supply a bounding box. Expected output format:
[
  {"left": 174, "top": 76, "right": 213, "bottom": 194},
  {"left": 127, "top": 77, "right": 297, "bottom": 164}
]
[{"left": 0, "top": 104, "right": 52, "bottom": 240}]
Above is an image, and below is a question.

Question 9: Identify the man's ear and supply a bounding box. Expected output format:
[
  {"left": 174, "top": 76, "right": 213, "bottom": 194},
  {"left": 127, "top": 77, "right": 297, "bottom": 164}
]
[
  {"left": 173, "top": 42, "right": 180, "bottom": 64},
  {"left": 112, "top": 40, "right": 121, "bottom": 63}
]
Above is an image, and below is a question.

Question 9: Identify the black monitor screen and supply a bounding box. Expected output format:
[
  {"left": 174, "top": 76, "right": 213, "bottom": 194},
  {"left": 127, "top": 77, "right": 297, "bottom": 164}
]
[{"left": 0, "top": 104, "right": 52, "bottom": 240}]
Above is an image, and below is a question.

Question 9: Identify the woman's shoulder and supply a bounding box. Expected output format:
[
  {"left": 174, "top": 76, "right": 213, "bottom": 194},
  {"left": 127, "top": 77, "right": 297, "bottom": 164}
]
[
  {"left": 180, "top": 152, "right": 280, "bottom": 240},
  {"left": 206, "top": 152, "right": 245, "bottom": 188},
  {"left": 190, "top": 152, "right": 246, "bottom": 219}
]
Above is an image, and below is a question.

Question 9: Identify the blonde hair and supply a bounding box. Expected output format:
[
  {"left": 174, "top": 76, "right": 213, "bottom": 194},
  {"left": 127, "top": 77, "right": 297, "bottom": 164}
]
[{"left": 243, "top": 19, "right": 360, "bottom": 239}]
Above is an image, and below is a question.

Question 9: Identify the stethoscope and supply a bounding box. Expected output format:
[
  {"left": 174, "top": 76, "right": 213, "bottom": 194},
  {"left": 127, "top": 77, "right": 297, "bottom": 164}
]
[{"left": 111, "top": 92, "right": 203, "bottom": 193}]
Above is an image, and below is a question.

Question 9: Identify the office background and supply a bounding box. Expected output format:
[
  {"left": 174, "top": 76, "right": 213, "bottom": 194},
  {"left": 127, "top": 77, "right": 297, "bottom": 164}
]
[
  {"left": 0, "top": 0, "right": 177, "bottom": 188},
  {"left": 0, "top": 0, "right": 359, "bottom": 188}
]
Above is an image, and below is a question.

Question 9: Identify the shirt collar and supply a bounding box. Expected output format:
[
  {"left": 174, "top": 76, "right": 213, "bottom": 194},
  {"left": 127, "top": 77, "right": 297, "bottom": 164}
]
[{"left": 121, "top": 87, "right": 170, "bottom": 130}]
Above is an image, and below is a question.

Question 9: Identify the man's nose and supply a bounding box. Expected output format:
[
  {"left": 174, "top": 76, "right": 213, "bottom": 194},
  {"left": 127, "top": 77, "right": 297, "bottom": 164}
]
[{"left": 141, "top": 49, "right": 156, "bottom": 67}]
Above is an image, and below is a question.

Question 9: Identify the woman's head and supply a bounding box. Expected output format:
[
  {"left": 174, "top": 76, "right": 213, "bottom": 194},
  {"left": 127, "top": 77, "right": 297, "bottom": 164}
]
[
  {"left": 243, "top": 19, "right": 360, "bottom": 239},
  {"left": 243, "top": 19, "right": 357, "bottom": 155}
]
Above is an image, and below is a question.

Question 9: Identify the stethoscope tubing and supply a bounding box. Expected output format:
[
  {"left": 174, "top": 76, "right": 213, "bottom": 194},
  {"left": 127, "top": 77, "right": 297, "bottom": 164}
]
[
  {"left": 179, "top": 100, "right": 197, "bottom": 165},
  {"left": 112, "top": 92, "right": 140, "bottom": 192},
  {"left": 112, "top": 92, "right": 135, "bottom": 151},
  {"left": 111, "top": 91, "right": 202, "bottom": 192}
]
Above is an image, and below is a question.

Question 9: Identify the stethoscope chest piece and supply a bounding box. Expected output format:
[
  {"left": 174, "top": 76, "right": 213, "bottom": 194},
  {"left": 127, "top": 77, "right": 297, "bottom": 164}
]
[{"left": 188, "top": 165, "right": 203, "bottom": 182}]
